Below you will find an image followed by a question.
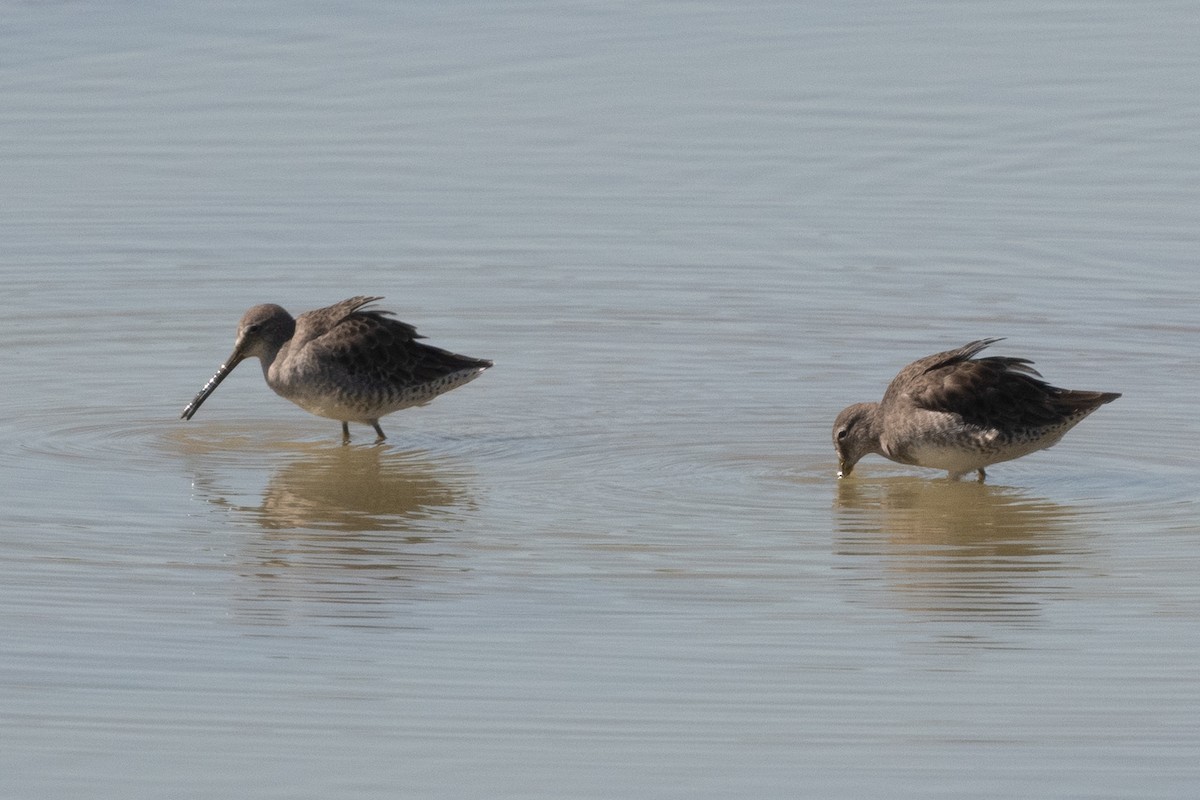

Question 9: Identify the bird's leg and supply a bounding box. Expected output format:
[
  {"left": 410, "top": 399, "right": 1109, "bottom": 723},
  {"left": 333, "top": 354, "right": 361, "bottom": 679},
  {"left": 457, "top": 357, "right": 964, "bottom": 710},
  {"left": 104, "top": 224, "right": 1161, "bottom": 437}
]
[
  {"left": 372, "top": 421, "right": 387, "bottom": 443},
  {"left": 975, "top": 468, "right": 986, "bottom": 482},
  {"left": 341, "top": 421, "right": 351, "bottom": 445}
]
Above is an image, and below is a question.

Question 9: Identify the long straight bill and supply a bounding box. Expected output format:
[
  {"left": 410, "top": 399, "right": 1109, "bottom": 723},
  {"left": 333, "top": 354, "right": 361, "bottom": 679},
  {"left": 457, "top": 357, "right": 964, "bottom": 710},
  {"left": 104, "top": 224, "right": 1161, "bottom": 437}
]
[{"left": 181, "top": 352, "right": 243, "bottom": 420}]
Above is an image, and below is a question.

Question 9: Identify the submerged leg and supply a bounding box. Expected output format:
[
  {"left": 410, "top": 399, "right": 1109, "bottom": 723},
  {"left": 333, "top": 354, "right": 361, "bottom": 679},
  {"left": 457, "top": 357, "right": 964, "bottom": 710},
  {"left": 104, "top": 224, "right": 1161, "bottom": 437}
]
[
  {"left": 341, "top": 421, "right": 351, "bottom": 445},
  {"left": 976, "top": 468, "right": 986, "bottom": 482},
  {"left": 371, "top": 421, "right": 387, "bottom": 443}
]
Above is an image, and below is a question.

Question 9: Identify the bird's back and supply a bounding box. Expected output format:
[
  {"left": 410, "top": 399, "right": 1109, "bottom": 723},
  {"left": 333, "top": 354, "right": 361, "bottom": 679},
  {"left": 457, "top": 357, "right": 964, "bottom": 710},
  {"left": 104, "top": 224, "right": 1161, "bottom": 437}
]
[{"left": 883, "top": 338, "right": 1119, "bottom": 432}]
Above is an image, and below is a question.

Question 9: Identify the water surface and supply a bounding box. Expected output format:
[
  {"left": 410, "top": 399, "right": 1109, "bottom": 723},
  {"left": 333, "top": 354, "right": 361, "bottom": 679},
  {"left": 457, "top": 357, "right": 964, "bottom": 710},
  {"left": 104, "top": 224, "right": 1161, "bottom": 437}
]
[{"left": 2, "top": 2, "right": 1198, "bottom": 798}]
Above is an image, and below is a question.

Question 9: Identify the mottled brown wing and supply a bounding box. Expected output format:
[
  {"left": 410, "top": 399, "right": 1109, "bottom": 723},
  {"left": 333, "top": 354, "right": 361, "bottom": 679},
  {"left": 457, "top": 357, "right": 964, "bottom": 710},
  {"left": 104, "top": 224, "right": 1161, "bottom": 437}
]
[
  {"left": 883, "top": 339, "right": 1003, "bottom": 388},
  {"left": 291, "top": 296, "right": 389, "bottom": 349},
  {"left": 881, "top": 338, "right": 1118, "bottom": 432},
  {"left": 310, "top": 309, "right": 488, "bottom": 389},
  {"left": 904, "top": 354, "right": 1071, "bottom": 429}
]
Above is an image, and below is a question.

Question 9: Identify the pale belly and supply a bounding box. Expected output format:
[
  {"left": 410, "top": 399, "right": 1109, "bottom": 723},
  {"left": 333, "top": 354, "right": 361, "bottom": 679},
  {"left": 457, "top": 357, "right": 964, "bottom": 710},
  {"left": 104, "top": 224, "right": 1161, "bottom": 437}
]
[
  {"left": 886, "top": 427, "right": 1070, "bottom": 475},
  {"left": 282, "top": 390, "right": 437, "bottom": 423},
  {"left": 267, "top": 365, "right": 485, "bottom": 423}
]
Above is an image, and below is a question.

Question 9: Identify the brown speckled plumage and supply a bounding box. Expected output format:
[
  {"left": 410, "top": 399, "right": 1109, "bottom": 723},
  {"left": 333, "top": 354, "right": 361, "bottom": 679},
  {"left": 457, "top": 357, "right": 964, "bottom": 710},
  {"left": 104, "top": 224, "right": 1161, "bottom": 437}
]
[
  {"left": 182, "top": 296, "right": 491, "bottom": 443},
  {"left": 833, "top": 338, "right": 1119, "bottom": 480}
]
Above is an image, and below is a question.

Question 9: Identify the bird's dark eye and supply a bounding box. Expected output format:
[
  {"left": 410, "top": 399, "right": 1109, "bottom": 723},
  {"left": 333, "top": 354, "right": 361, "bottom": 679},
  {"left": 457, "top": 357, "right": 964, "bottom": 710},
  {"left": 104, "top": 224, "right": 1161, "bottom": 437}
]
[{"left": 836, "top": 427, "right": 849, "bottom": 441}]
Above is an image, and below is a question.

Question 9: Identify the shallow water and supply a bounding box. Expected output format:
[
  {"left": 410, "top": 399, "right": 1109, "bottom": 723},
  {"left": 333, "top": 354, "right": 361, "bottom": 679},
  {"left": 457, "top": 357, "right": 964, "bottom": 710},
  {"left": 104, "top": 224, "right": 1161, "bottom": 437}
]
[{"left": 2, "top": 1, "right": 1199, "bottom": 797}]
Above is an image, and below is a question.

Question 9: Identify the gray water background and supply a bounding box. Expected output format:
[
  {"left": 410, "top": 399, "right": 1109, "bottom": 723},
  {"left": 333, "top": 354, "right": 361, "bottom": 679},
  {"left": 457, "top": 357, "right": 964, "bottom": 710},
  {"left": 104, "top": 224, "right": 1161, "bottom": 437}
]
[{"left": 2, "top": 2, "right": 1198, "bottom": 797}]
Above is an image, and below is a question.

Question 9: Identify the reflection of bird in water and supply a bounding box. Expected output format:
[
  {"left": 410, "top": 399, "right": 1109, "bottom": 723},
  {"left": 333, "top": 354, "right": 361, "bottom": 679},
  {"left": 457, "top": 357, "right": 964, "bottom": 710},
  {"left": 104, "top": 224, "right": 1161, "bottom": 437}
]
[
  {"left": 835, "top": 476, "right": 1075, "bottom": 553},
  {"left": 833, "top": 339, "right": 1119, "bottom": 480},
  {"left": 182, "top": 296, "right": 492, "bottom": 443},
  {"left": 179, "top": 442, "right": 480, "bottom": 625},
  {"left": 833, "top": 476, "right": 1084, "bottom": 623},
  {"left": 255, "top": 444, "right": 473, "bottom": 532},
  {"left": 250, "top": 447, "right": 473, "bottom": 602},
  {"left": 180, "top": 435, "right": 475, "bottom": 532}
]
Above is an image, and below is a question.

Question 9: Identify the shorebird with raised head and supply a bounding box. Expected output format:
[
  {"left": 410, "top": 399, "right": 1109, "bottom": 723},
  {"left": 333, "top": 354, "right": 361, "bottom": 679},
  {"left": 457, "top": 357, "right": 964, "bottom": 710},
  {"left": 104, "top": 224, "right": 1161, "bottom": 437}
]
[
  {"left": 832, "top": 338, "right": 1119, "bottom": 481},
  {"left": 182, "top": 296, "right": 492, "bottom": 443}
]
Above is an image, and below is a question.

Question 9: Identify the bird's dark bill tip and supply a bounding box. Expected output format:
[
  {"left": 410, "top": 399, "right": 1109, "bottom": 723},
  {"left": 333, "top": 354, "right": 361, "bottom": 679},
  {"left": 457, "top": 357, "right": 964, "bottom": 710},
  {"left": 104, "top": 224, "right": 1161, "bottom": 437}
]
[
  {"left": 180, "top": 359, "right": 240, "bottom": 422},
  {"left": 181, "top": 394, "right": 206, "bottom": 420}
]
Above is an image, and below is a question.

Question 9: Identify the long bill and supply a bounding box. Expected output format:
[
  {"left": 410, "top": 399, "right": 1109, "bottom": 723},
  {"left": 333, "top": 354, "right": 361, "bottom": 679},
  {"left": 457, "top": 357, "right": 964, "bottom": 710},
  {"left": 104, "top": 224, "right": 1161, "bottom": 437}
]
[{"left": 181, "top": 349, "right": 245, "bottom": 420}]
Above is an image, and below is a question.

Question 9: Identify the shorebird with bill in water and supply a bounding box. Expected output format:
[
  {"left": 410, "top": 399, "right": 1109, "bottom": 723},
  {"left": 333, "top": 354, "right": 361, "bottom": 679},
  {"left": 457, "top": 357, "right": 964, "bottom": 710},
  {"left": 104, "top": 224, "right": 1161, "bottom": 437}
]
[
  {"left": 832, "top": 338, "right": 1119, "bottom": 481},
  {"left": 182, "top": 296, "right": 492, "bottom": 443}
]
